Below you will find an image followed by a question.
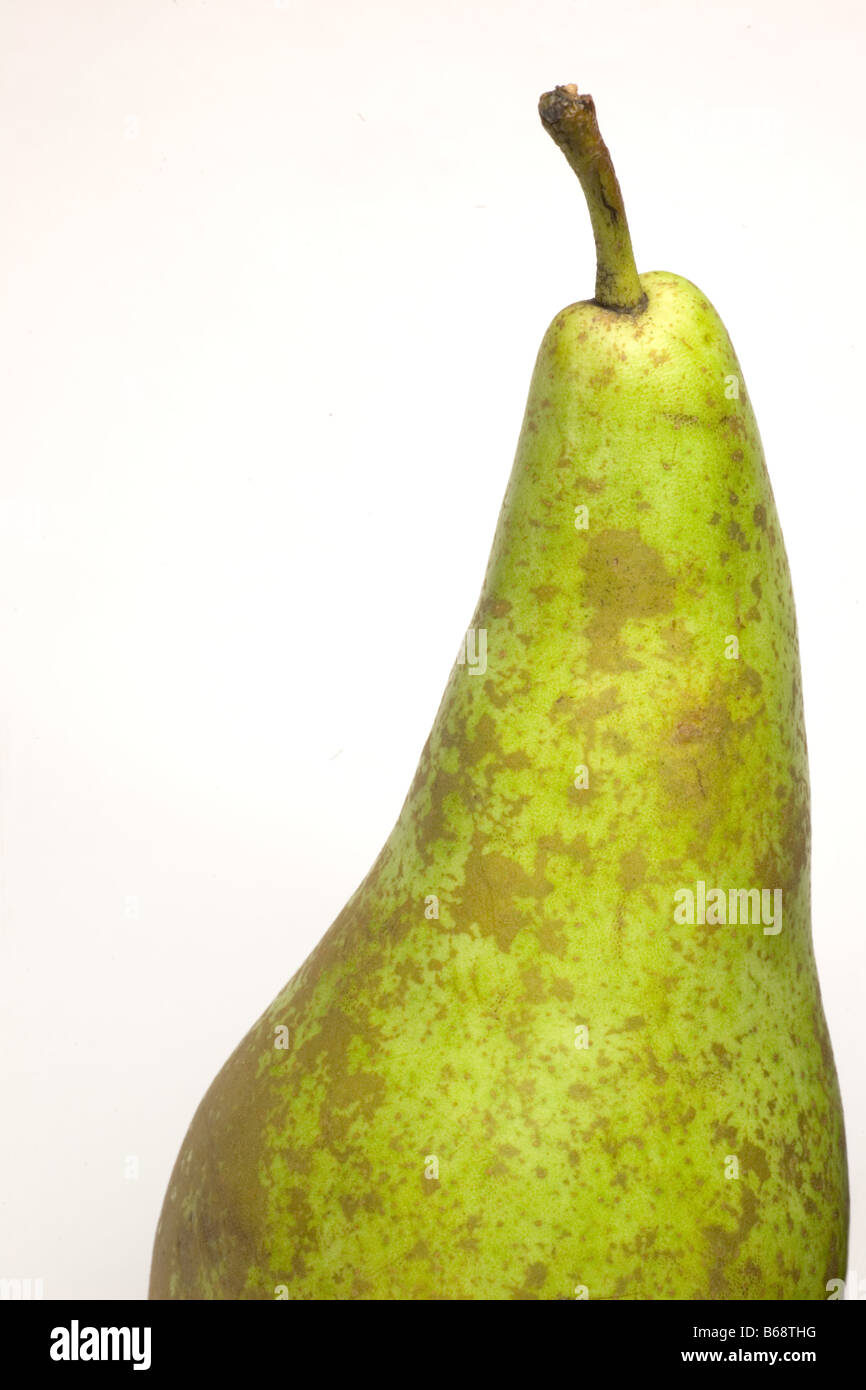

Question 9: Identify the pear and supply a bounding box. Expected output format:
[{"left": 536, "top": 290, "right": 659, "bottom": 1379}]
[{"left": 150, "top": 84, "right": 848, "bottom": 1300}]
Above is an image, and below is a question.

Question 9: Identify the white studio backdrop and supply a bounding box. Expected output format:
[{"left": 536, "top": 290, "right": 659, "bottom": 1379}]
[{"left": 0, "top": 0, "right": 863, "bottom": 1299}]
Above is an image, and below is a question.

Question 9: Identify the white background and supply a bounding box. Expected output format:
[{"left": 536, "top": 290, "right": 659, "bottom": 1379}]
[{"left": 1, "top": 0, "right": 863, "bottom": 1300}]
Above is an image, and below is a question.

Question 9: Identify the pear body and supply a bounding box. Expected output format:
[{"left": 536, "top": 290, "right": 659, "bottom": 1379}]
[{"left": 151, "top": 272, "right": 847, "bottom": 1300}]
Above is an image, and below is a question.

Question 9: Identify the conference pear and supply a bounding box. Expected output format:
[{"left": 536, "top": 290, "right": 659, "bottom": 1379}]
[{"left": 150, "top": 84, "right": 848, "bottom": 1300}]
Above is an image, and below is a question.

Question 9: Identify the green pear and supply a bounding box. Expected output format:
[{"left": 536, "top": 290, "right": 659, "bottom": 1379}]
[{"left": 150, "top": 84, "right": 848, "bottom": 1300}]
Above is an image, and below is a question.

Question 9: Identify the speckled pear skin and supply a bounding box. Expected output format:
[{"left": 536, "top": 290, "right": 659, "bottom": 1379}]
[{"left": 150, "top": 270, "right": 847, "bottom": 1300}]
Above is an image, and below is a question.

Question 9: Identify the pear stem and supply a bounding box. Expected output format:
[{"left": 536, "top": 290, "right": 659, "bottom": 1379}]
[{"left": 538, "top": 84, "right": 646, "bottom": 314}]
